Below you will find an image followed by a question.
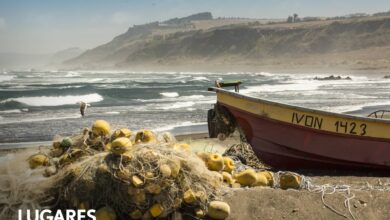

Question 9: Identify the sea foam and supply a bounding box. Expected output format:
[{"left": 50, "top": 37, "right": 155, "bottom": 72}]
[
  {"left": 0, "top": 93, "right": 103, "bottom": 107},
  {"left": 160, "top": 92, "right": 179, "bottom": 98}
]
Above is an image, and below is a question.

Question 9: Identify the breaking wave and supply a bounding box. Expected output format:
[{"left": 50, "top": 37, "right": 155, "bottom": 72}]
[
  {"left": 160, "top": 92, "right": 179, "bottom": 98},
  {"left": 0, "top": 93, "right": 103, "bottom": 107},
  {"left": 0, "top": 75, "right": 15, "bottom": 82}
]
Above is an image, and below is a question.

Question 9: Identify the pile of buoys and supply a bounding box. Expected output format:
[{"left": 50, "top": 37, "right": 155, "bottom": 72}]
[
  {"left": 27, "top": 120, "right": 234, "bottom": 220},
  {"left": 196, "top": 152, "right": 276, "bottom": 188},
  {"left": 26, "top": 119, "right": 304, "bottom": 220}
]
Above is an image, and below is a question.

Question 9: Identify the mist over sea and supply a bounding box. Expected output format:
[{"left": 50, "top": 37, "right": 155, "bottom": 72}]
[{"left": 0, "top": 70, "right": 389, "bottom": 144}]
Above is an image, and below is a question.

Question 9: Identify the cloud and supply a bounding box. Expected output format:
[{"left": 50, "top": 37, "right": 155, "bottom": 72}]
[{"left": 0, "top": 18, "right": 6, "bottom": 30}]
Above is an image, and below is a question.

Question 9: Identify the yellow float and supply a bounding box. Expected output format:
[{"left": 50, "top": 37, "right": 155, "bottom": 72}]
[
  {"left": 28, "top": 154, "right": 49, "bottom": 169},
  {"left": 135, "top": 129, "right": 157, "bottom": 144},
  {"left": 173, "top": 143, "right": 190, "bottom": 151},
  {"left": 253, "top": 173, "right": 268, "bottom": 187},
  {"left": 223, "top": 157, "right": 235, "bottom": 173},
  {"left": 259, "top": 171, "right": 274, "bottom": 187},
  {"left": 234, "top": 169, "right": 257, "bottom": 186},
  {"left": 129, "top": 210, "right": 142, "bottom": 220},
  {"left": 95, "top": 206, "right": 116, "bottom": 220},
  {"left": 206, "top": 154, "right": 224, "bottom": 171},
  {"left": 149, "top": 203, "right": 164, "bottom": 218},
  {"left": 111, "top": 128, "right": 132, "bottom": 140},
  {"left": 207, "top": 201, "right": 231, "bottom": 220},
  {"left": 92, "top": 120, "right": 111, "bottom": 137},
  {"left": 111, "top": 137, "right": 132, "bottom": 155},
  {"left": 221, "top": 171, "right": 234, "bottom": 185},
  {"left": 183, "top": 189, "right": 196, "bottom": 204},
  {"left": 279, "top": 172, "right": 302, "bottom": 189},
  {"left": 159, "top": 164, "right": 172, "bottom": 178}
]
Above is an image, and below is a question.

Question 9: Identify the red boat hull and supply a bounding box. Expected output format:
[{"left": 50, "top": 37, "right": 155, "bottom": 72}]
[{"left": 223, "top": 104, "right": 390, "bottom": 170}]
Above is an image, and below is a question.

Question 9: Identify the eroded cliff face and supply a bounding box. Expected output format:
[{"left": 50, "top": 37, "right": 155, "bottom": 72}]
[{"left": 64, "top": 16, "right": 390, "bottom": 70}]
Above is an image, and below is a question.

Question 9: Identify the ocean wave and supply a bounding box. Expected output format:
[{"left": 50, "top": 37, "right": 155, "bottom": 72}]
[
  {"left": 0, "top": 109, "right": 27, "bottom": 114},
  {"left": 0, "top": 75, "right": 15, "bottom": 82},
  {"left": 188, "top": 95, "right": 206, "bottom": 99},
  {"left": 0, "top": 93, "right": 103, "bottom": 107},
  {"left": 320, "top": 100, "right": 390, "bottom": 113},
  {"left": 160, "top": 101, "right": 195, "bottom": 110},
  {"left": 104, "top": 111, "right": 120, "bottom": 115},
  {"left": 64, "top": 71, "right": 81, "bottom": 77},
  {"left": 190, "top": 76, "right": 210, "bottom": 82},
  {"left": 241, "top": 83, "right": 319, "bottom": 94},
  {"left": 154, "top": 121, "right": 207, "bottom": 132},
  {"left": 137, "top": 94, "right": 207, "bottom": 103},
  {"left": 160, "top": 92, "right": 179, "bottom": 98}
]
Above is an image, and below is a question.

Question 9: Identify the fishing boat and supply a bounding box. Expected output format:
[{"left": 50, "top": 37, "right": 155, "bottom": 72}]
[{"left": 208, "top": 82, "right": 390, "bottom": 170}]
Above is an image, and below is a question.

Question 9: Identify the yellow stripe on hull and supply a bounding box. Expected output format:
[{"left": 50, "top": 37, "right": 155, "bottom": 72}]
[{"left": 216, "top": 90, "right": 390, "bottom": 140}]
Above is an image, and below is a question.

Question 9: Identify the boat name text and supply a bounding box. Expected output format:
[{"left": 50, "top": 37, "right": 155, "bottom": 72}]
[
  {"left": 291, "top": 112, "right": 368, "bottom": 136},
  {"left": 291, "top": 112, "right": 323, "bottom": 129}
]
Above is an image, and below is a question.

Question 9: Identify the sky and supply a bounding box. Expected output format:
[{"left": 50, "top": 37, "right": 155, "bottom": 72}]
[{"left": 0, "top": 0, "right": 389, "bottom": 54}]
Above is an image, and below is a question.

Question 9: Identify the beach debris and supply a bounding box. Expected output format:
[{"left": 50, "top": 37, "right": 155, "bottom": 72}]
[
  {"left": 110, "top": 137, "right": 132, "bottom": 155},
  {"left": 221, "top": 172, "right": 234, "bottom": 185},
  {"left": 60, "top": 137, "right": 73, "bottom": 149},
  {"left": 253, "top": 172, "right": 268, "bottom": 187},
  {"left": 20, "top": 120, "right": 232, "bottom": 219},
  {"left": 279, "top": 172, "right": 302, "bottom": 189},
  {"left": 92, "top": 119, "right": 111, "bottom": 136},
  {"left": 195, "top": 208, "right": 206, "bottom": 218},
  {"left": 95, "top": 206, "right": 117, "bottom": 220},
  {"left": 173, "top": 143, "right": 190, "bottom": 151},
  {"left": 149, "top": 203, "right": 164, "bottom": 218},
  {"left": 18, "top": 119, "right": 324, "bottom": 220},
  {"left": 259, "top": 171, "right": 274, "bottom": 187},
  {"left": 233, "top": 169, "right": 258, "bottom": 186},
  {"left": 111, "top": 128, "right": 132, "bottom": 140},
  {"left": 207, "top": 154, "right": 224, "bottom": 171},
  {"left": 28, "top": 154, "right": 49, "bottom": 169},
  {"left": 207, "top": 201, "right": 231, "bottom": 220},
  {"left": 223, "top": 157, "right": 235, "bottom": 173},
  {"left": 135, "top": 129, "right": 157, "bottom": 144},
  {"left": 223, "top": 142, "right": 268, "bottom": 170}
]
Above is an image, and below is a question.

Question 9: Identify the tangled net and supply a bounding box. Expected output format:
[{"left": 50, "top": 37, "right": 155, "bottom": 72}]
[
  {"left": 223, "top": 142, "right": 268, "bottom": 171},
  {"left": 0, "top": 122, "right": 227, "bottom": 220},
  {"left": 53, "top": 141, "right": 223, "bottom": 218}
]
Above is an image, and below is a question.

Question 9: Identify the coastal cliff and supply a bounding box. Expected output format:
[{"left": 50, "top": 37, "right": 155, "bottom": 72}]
[{"left": 64, "top": 13, "right": 390, "bottom": 71}]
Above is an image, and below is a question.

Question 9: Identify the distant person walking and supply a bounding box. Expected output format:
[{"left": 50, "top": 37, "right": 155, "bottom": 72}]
[{"left": 78, "top": 101, "right": 90, "bottom": 117}]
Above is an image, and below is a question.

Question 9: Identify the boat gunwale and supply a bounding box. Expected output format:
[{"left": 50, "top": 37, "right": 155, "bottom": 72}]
[
  {"left": 209, "top": 87, "right": 390, "bottom": 125},
  {"left": 221, "top": 101, "right": 390, "bottom": 142}
]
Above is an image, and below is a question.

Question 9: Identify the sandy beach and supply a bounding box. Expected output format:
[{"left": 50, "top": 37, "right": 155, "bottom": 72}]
[{"left": 2, "top": 131, "right": 390, "bottom": 220}]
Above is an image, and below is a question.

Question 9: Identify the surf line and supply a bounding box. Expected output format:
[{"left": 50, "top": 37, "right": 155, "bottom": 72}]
[{"left": 291, "top": 112, "right": 323, "bottom": 130}]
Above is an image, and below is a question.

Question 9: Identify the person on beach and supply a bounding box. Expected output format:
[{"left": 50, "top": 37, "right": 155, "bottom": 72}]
[{"left": 78, "top": 101, "right": 90, "bottom": 117}]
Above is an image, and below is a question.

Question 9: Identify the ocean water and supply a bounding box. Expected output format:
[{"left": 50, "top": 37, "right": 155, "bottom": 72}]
[{"left": 0, "top": 70, "right": 389, "bottom": 144}]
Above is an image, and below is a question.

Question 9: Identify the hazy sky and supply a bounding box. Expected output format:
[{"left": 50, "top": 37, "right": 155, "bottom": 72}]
[{"left": 0, "top": 0, "right": 389, "bottom": 54}]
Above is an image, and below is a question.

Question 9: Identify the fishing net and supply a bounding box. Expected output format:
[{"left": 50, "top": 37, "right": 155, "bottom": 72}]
[
  {"left": 223, "top": 142, "right": 269, "bottom": 171},
  {"left": 0, "top": 126, "right": 224, "bottom": 219},
  {"left": 53, "top": 141, "right": 223, "bottom": 218}
]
